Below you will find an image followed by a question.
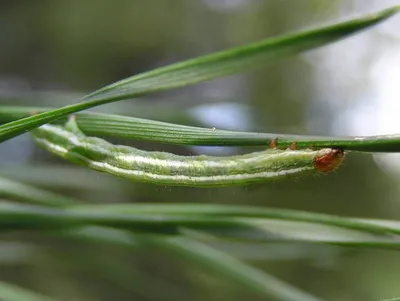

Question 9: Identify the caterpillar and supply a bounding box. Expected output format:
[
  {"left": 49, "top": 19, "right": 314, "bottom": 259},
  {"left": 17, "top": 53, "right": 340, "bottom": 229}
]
[{"left": 31, "top": 116, "right": 345, "bottom": 187}]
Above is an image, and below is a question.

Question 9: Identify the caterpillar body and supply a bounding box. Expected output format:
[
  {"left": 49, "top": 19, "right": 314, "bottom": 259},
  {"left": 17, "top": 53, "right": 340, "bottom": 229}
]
[{"left": 31, "top": 117, "right": 345, "bottom": 187}]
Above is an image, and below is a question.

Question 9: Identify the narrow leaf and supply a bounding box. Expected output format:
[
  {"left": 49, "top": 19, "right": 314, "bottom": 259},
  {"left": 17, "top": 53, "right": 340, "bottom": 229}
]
[
  {"left": 148, "top": 235, "right": 323, "bottom": 301},
  {"left": 0, "top": 177, "right": 77, "bottom": 207},
  {"left": 1, "top": 203, "right": 400, "bottom": 247},
  {"left": 2, "top": 106, "right": 400, "bottom": 152},
  {"left": 0, "top": 7, "right": 398, "bottom": 142},
  {"left": 64, "top": 227, "right": 323, "bottom": 301},
  {"left": 68, "top": 203, "right": 400, "bottom": 236}
]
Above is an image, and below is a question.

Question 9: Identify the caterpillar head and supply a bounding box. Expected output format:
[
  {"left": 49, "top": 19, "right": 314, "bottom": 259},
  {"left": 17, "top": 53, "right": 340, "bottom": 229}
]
[{"left": 314, "top": 148, "right": 345, "bottom": 173}]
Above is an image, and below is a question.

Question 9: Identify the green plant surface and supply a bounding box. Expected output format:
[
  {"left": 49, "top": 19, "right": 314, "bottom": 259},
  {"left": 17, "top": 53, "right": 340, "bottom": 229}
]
[
  {"left": 0, "top": 201, "right": 399, "bottom": 248},
  {"left": 1, "top": 178, "right": 400, "bottom": 301},
  {"left": 0, "top": 165, "right": 129, "bottom": 192},
  {"left": 0, "top": 281, "right": 56, "bottom": 301},
  {"left": 2, "top": 105, "right": 400, "bottom": 152},
  {"left": 66, "top": 203, "right": 400, "bottom": 234},
  {"left": 0, "top": 177, "right": 77, "bottom": 207},
  {"left": 0, "top": 7, "right": 398, "bottom": 143},
  {"left": 1, "top": 176, "right": 400, "bottom": 247},
  {"left": 63, "top": 227, "right": 322, "bottom": 301},
  {"left": 0, "top": 176, "right": 325, "bottom": 301}
]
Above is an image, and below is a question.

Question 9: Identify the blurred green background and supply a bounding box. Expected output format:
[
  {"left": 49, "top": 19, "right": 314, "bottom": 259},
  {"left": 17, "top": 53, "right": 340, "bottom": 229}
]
[{"left": 1, "top": 0, "right": 400, "bottom": 300}]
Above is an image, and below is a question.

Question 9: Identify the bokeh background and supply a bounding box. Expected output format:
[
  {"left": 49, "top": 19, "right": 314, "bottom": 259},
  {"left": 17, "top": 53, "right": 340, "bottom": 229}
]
[{"left": 1, "top": 0, "right": 400, "bottom": 300}]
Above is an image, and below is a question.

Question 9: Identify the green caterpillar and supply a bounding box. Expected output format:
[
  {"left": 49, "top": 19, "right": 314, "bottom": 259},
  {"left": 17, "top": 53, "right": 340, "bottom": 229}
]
[{"left": 31, "top": 117, "right": 345, "bottom": 187}]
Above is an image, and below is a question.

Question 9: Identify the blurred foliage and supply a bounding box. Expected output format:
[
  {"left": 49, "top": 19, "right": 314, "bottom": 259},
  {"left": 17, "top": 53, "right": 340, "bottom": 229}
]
[{"left": 1, "top": 1, "right": 400, "bottom": 301}]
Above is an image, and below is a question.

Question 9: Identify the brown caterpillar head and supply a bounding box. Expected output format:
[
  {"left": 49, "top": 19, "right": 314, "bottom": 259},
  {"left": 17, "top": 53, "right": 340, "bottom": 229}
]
[{"left": 314, "top": 148, "right": 345, "bottom": 173}]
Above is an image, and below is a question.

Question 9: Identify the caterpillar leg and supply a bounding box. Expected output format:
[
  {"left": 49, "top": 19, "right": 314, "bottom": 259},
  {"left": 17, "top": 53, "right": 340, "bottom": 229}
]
[
  {"left": 270, "top": 139, "right": 298, "bottom": 151},
  {"left": 269, "top": 138, "right": 278, "bottom": 149}
]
